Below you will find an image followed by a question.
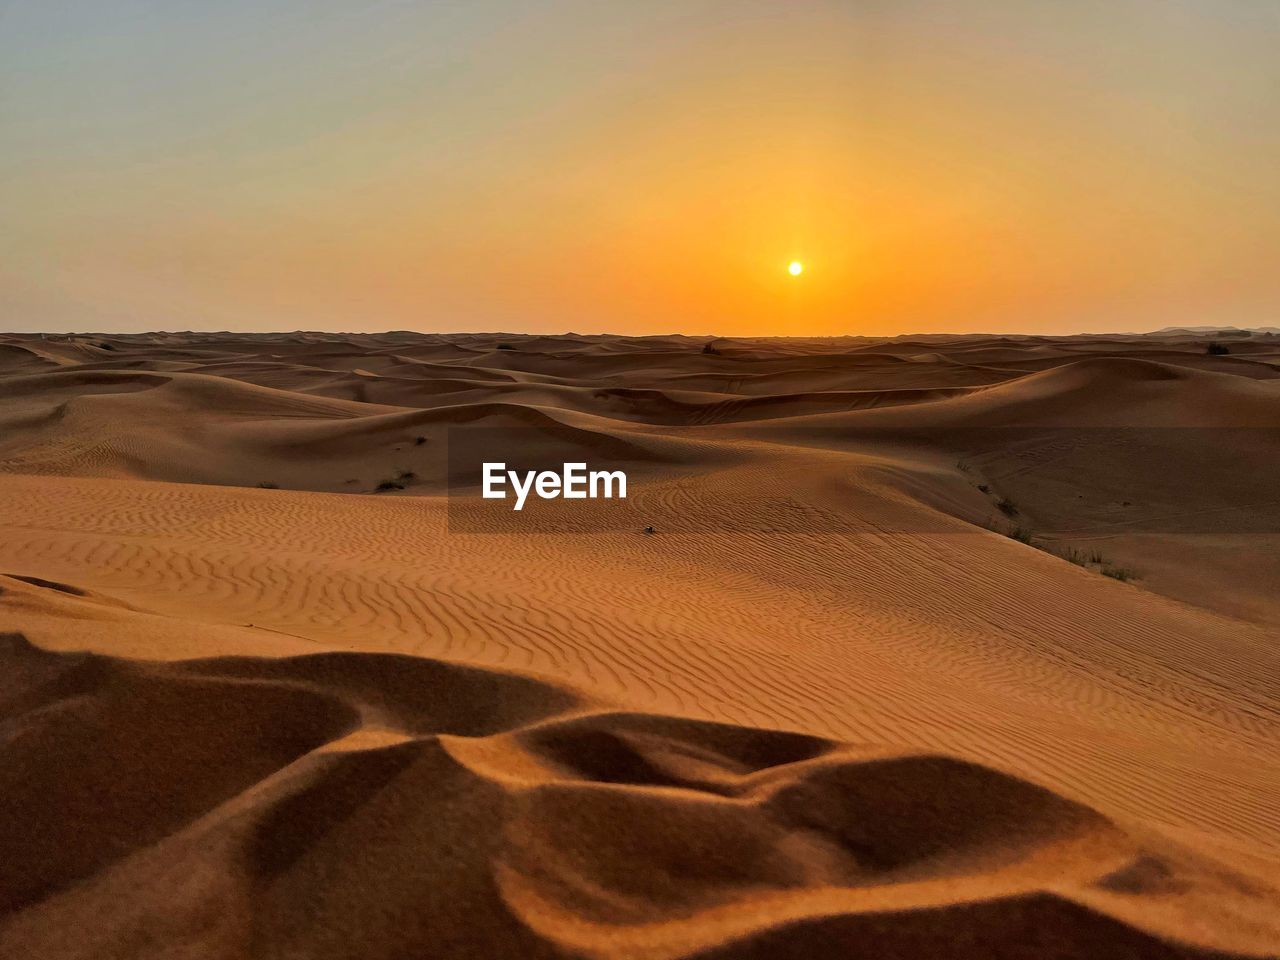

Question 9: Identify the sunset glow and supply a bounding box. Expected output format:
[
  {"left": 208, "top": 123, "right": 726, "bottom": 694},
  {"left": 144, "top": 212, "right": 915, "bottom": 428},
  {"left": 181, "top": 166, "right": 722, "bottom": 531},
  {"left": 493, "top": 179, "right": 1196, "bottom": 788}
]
[{"left": 2, "top": 3, "right": 1277, "bottom": 336}]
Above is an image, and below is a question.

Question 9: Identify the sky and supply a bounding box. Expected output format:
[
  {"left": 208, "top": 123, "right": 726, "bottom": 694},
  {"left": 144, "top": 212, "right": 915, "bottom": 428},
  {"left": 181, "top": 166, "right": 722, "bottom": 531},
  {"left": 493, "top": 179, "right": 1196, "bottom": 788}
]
[{"left": 2, "top": 0, "right": 1278, "bottom": 336}]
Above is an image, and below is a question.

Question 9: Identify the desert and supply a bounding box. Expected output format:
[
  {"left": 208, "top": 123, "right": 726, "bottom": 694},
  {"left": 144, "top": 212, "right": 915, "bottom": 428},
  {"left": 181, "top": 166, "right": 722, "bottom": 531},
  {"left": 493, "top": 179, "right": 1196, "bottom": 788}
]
[
  {"left": 6, "top": 0, "right": 1279, "bottom": 953},
  {"left": 0, "top": 328, "right": 1278, "bottom": 958}
]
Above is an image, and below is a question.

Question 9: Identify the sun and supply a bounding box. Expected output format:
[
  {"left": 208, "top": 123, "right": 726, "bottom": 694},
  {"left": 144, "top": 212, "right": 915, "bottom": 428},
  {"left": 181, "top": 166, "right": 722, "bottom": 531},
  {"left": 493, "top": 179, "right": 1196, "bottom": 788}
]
[{"left": 788, "top": 260, "right": 803, "bottom": 277}]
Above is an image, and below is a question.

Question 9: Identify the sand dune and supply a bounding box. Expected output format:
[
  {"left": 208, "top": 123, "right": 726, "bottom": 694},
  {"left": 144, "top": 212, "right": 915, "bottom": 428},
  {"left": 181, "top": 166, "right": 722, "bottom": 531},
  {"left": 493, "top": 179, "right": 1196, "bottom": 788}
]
[
  {"left": 0, "top": 330, "right": 1277, "bottom": 957},
  {"left": 0, "top": 367, "right": 716, "bottom": 492},
  {"left": 0, "top": 609, "right": 1275, "bottom": 959}
]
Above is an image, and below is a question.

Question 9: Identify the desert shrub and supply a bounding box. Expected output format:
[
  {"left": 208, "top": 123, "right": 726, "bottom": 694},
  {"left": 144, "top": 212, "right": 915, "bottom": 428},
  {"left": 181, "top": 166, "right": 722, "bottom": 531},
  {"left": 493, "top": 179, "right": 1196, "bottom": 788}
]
[
  {"left": 256, "top": 481, "right": 279, "bottom": 489},
  {"left": 1206, "top": 341, "right": 1230, "bottom": 356},
  {"left": 396, "top": 469, "right": 416, "bottom": 481},
  {"left": 1102, "top": 565, "right": 1136, "bottom": 582},
  {"left": 496, "top": 343, "right": 515, "bottom": 350},
  {"left": 414, "top": 436, "right": 427, "bottom": 446},
  {"left": 1006, "top": 526, "right": 1035, "bottom": 544},
  {"left": 996, "top": 497, "right": 1018, "bottom": 517},
  {"left": 375, "top": 479, "right": 405, "bottom": 492},
  {"left": 702, "top": 342, "right": 720, "bottom": 355},
  {"left": 1062, "top": 546, "right": 1108, "bottom": 567}
]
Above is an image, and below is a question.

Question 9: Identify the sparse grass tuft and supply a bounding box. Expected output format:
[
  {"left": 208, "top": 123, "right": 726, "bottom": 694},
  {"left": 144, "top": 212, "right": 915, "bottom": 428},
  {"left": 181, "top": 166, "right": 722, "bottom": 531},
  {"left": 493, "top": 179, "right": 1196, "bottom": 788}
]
[
  {"left": 986, "top": 520, "right": 1145, "bottom": 584},
  {"left": 1102, "top": 565, "right": 1136, "bottom": 582},
  {"left": 996, "top": 497, "right": 1018, "bottom": 517},
  {"left": 1057, "top": 543, "right": 1121, "bottom": 570}
]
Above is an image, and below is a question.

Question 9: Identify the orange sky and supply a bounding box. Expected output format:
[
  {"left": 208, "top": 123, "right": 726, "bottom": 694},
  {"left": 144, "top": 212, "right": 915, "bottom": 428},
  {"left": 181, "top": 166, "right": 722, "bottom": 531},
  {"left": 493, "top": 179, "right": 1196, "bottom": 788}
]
[{"left": 2, "top": 1, "right": 1278, "bottom": 336}]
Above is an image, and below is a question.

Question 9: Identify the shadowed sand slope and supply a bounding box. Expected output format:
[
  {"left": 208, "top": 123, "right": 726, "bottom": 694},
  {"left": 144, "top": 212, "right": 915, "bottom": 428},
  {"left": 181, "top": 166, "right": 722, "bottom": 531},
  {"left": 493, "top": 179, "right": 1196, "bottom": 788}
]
[{"left": 0, "top": 620, "right": 1276, "bottom": 960}]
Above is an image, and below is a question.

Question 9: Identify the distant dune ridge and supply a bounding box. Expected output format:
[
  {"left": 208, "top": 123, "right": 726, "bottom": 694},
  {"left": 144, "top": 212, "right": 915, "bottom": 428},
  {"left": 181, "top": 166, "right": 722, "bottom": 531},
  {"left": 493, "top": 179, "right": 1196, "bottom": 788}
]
[{"left": 0, "top": 330, "right": 1278, "bottom": 958}]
